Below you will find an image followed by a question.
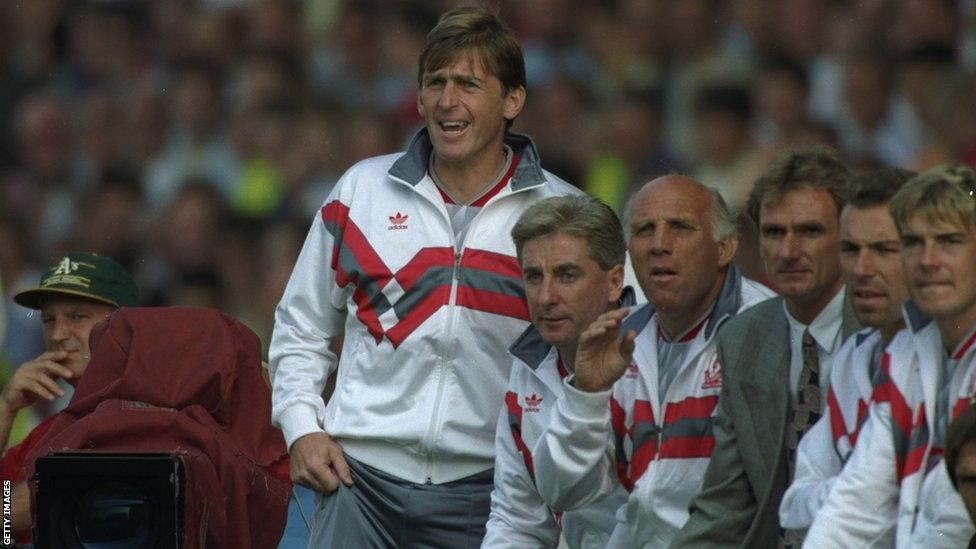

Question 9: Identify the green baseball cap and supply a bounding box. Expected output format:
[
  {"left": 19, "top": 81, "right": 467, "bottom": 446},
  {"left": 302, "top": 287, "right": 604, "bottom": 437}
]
[{"left": 13, "top": 252, "right": 139, "bottom": 310}]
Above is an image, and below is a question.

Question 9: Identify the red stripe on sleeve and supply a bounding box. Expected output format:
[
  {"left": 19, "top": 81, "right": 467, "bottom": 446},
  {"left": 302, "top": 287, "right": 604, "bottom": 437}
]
[
  {"left": 610, "top": 396, "right": 633, "bottom": 491},
  {"left": 953, "top": 329, "right": 976, "bottom": 360},
  {"left": 505, "top": 391, "right": 536, "bottom": 480}
]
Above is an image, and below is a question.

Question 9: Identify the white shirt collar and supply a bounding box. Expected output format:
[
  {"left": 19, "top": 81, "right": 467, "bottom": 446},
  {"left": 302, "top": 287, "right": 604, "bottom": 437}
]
[{"left": 783, "top": 285, "right": 846, "bottom": 353}]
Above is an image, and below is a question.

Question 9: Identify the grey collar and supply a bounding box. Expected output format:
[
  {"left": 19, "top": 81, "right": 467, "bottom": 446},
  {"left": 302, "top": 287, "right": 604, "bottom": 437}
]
[
  {"left": 854, "top": 327, "right": 879, "bottom": 347},
  {"left": 904, "top": 301, "right": 933, "bottom": 333},
  {"left": 388, "top": 128, "right": 547, "bottom": 192}
]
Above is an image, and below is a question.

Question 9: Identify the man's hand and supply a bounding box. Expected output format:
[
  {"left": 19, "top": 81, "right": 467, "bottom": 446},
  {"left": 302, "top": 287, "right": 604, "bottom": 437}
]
[
  {"left": 290, "top": 432, "right": 353, "bottom": 493},
  {"left": 573, "top": 308, "right": 637, "bottom": 393},
  {"left": 0, "top": 351, "right": 73, "bottom": 417}
]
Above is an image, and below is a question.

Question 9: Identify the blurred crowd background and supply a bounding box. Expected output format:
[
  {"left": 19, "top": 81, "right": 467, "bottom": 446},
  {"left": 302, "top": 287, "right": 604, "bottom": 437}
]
[{"left": 3, "top": 0, "right": 976, "bottom": 394}]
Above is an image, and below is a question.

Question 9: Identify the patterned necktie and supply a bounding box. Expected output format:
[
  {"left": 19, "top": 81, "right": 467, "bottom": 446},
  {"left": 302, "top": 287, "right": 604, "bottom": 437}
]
[{"left": 781, "top": 330, "right": 821, "bottom": 548}]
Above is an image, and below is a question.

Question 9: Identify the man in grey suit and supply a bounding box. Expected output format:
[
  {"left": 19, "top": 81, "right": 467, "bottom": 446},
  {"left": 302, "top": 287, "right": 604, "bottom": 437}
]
[{"left": 672, "top": 147, "right": 860, "bottom": 548}]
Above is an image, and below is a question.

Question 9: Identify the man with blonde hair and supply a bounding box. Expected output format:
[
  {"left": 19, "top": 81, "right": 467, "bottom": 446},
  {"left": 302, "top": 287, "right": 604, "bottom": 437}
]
[{"left": 807, "top": 164, "right": 976, "bottom": 547}]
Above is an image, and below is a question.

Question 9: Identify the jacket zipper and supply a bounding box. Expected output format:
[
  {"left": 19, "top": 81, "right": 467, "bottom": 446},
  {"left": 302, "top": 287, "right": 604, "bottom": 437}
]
[
  {"left": 422, "top": 248, "right": 462, "bottom": 484},
  {"left": 390, "top": 172, "right": 535, "bottom": 484}
]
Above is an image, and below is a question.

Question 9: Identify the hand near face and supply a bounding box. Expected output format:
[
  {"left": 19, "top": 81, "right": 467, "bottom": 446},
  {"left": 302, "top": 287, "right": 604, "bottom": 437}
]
[
  {"left": 573, "top": 308, "right": 637, "bottom": 393},
  {"left": 0, "top": 351, "right": 72, "bottom": 416}
]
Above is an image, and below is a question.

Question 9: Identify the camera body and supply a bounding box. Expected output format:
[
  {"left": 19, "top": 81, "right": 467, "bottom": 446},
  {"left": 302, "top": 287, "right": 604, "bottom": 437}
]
[{"left": 35, "top": 453, "right": 183, "bottom": 548}]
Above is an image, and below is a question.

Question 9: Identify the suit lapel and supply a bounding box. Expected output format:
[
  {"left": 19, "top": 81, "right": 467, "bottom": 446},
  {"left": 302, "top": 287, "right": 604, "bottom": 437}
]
[{"left": 742, "top": 304, "right": 790, "bottom": 476}]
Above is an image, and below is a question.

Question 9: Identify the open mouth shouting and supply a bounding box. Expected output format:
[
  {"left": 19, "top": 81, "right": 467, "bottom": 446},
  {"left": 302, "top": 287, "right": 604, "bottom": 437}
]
[{"left": 439, "top": 120, "right": 469, "bottom": 135}]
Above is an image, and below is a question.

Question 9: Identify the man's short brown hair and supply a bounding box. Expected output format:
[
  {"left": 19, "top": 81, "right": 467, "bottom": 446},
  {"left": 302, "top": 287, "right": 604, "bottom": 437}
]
[
  {"left": 889, "top": 164, "right": 976, "bottom": 235},
  {"left": 848, "top": 168, "right": 917, "bottom": 209},
  {"left": 417, "top": 6, "right": 526, "bottom": 95},
  {"left": 747, "top": 146, "right": 852, "bottom": 224}
]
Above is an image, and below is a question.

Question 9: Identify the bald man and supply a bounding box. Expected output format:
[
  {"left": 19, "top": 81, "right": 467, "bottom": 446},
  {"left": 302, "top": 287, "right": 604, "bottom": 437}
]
[{"left": 533, "top": 175, "right": 775, "bottom": 546}]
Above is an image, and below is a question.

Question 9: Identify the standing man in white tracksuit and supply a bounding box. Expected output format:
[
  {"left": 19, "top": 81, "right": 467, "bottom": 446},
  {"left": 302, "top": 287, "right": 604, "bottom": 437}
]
[
  {"left": 269, "top": 7, "right": 578, "bottom": 547},
  {"left": 532, "top": 175, "right": 775, "bottom": 547},
  {"left": 806, "top": 164, "right": 976, "bottom": 548},
  {"left": 482, "top": 195, "right": 632, "bottom": 549},
  {"left": 779, "top": 168, "right": 915, "bottom": 538}
]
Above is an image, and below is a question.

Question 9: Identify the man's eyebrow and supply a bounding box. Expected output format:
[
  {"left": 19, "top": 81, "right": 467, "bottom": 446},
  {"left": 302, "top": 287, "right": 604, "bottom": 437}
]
[
  {"left": 794, "top": 220, "right": 827, "bottom": 230},
  {"left": 553, "top": 263, "right": 582, "bottom": 273}
]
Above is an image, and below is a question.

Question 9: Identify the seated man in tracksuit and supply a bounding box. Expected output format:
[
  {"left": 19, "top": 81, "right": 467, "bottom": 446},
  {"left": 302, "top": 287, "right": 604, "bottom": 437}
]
[
  {"left": 533, "top": 175, "right": 775, "bottom": 547},
  {"left": 779, "top": 168, "right": 915, "bottom": 535},
  {"left": 806, "top": 164, "right": 976, "bottom": 547},
  {"left": 483, "top": 195, "right": 631, "bottom": 548}
]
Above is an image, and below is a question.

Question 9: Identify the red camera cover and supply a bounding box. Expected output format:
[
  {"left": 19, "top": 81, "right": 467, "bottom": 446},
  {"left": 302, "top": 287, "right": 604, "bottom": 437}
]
[{"left": 25, "top": 307, "right": 291, "bottom": 548}]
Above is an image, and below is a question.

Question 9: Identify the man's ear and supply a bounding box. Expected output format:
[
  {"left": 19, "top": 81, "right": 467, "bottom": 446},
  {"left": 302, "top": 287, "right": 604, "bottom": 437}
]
[
  {"left": 607, "top": 263, "right": 624, "bottom": 304},
  {"left": 717, "top": 234, "right": 739, "bottom": 268},
  {"left": 503, "top": 86, "right": 526, "bottom": 122}
]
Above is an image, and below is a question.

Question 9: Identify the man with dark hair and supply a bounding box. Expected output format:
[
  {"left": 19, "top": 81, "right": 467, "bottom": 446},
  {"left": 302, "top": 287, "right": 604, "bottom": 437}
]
[
  {"left": 484, "top": 195, "right": 630, "bottom": 548},
  {"left": 779, "top": 167, "right": 915, "bottom": 536},
  {"left": 673, "top": 147, "right": 860, "bottom": 547},
  {"left": 270, "top": 6, "right": 577, "bottom": 547},
  {"left": 1, "top": 252, "right": 139, "bottom": 539},
  {"left": 533, "top": 175, "right": 774, "bottom": 546},
  {"left": 807, "top": 164, "right": 976, "bottom": 547}
]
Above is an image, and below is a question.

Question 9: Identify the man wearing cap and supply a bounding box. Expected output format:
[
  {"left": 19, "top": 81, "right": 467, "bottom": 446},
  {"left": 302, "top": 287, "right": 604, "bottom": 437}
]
[{"left": 0, "top": 252, "right": 138, "bottom": 537}]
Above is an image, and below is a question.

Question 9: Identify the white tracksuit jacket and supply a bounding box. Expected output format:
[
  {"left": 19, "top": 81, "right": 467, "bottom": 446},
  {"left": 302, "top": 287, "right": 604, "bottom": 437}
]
[
  {"left": 270, "top": 129, "right": 579, "bottom": 484},
  {"left": 805, "top": 303, "right": 976, "bottom": 548},
  {"left": 533, "top": 266, "right": 775, "bottom": 547},
  {"left": 779, "top": 328, "right": 885, "bottom": 531},
  {"left": 483, "top": 317, "right": 632, "bottom": 549}
]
